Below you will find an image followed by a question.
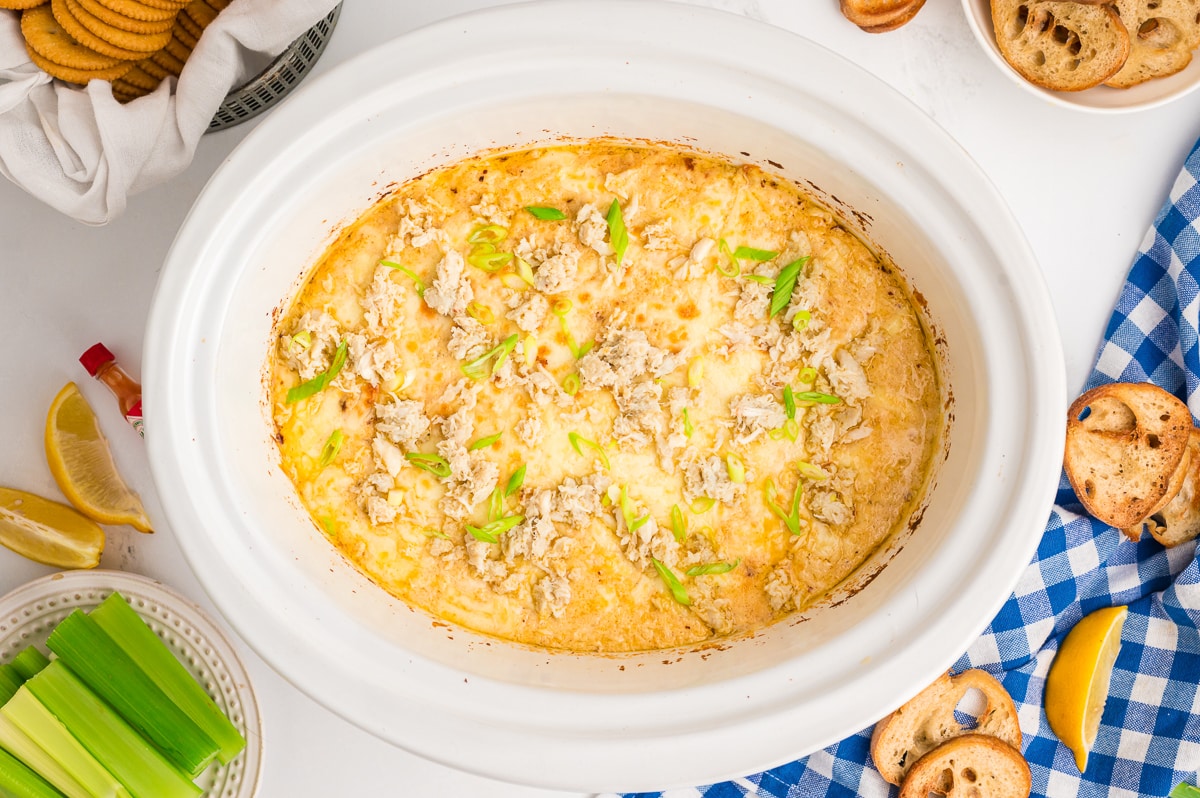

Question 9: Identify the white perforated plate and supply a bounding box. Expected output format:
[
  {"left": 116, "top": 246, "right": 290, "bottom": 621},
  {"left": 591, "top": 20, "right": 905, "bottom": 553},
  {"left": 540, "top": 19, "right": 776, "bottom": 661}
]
[{"left": 0, "top": 570, "right": 262, "bottom": 798}]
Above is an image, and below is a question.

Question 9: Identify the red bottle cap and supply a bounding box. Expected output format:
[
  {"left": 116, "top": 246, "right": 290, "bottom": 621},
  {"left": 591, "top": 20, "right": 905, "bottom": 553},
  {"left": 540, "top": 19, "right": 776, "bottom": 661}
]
[{"left": 79, "top": 343, "right": 116, "bottom": 376}]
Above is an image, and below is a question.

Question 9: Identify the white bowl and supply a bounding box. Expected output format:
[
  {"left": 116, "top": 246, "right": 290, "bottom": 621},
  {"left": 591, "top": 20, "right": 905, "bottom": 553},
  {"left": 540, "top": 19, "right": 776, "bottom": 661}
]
[
  {"left": 144, "top": 1, "right": 1066, "bottom": 792},
  {"left": 963, "top": 0, "right": 1200, "bottom": 112}
]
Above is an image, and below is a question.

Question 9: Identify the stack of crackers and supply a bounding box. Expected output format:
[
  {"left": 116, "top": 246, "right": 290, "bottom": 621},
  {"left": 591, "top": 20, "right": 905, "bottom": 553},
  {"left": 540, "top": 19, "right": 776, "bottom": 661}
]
[{"left": 4, "top": 0, "right": 229, "bottom": 102}]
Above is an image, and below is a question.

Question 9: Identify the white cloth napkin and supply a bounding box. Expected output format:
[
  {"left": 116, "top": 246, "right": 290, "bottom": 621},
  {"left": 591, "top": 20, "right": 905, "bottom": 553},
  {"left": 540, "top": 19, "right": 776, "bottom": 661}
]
[{"left": 0, "top": 0, "right": 339, "bottom": 225}]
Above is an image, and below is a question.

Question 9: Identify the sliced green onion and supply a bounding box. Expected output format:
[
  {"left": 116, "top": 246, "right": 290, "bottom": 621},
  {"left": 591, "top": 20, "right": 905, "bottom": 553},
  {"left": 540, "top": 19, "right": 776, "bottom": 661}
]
[
  {"left": 525, "top": 206, "right": 567, "bottom": 221},
  {"left": 682, "top": 407, "right": 694, "bottom": 438},
  {"left": 286, "top": 339, "right": 348, "bottom": 403},
  {"left": 319, "top": 516, "right": 336, "bottom": 535},
  {"left": 651, "top": 558, "right": 691, "bottom": 605},
  {"left": 45, "top": 610, "right": 219, "bottom": 777},
  {"left": 690, "top": 496, "right": 716, "bottom": 514},
  {"left": 28, "top": 662, "right": 202, "bottom": 798},
  {"left": 551, "top": 297, "right": 573, "bottom": 316},
  {"left": 725, "top": 453, "right": 746, "bottom": 483},
  {"left": 686, "top": 559, "right": 741, "bottom": 577},
  {"left": 783, "top": 385, "right": 796, "bottom": 420},
  {"left": 562, "top": 373, "right": 581, "bottom": 395},
  {"left": 715, "top": 239, "right": 740, "bottom": 278},
  {"left": 515, "top": 257, "right": 536, "bottom": 286},
  {"left": 379, "top": 259, "right": 426, "bottom": 297},
  {"left": 499, "top": 272, "right": 528, "bottom": 291},
  {"left": 466, "top": 301, "right": 495, "bottom": 325},
  {"left": 422, "top": 527, "right": 451, "bottom": 540},
  {"left": 798, "top": 366, "right": 817, "bottom": 385},
  {"left": 405, "top": 452, "right": 452, "bottom": 478},
  {"left": 606, "top": 199, "right": 629, "bottom": 266},
  {"left": 290, "top": 330, "right": 312, "bottom": 350},
  {"left": 90, "top": 592, "right": 245, "bottom": 766},
  {"left": 793, "top": 391, "right": 841, "bottom": 404},
  {"left": 466, "top": 514, "right": 524, "bottom": 544},
  {"left": 468, "top": 224, "right": 508, "bottom": 245},
  {"left": 796, "top": 461, "right": 829, "bottom": 480},
  {"left": 792, "top": 309, "right": 812, "bottom": 331},
  {"left": 505, "top": 464, "right": 527, "bottom": 497},
  {"left": 468, "top": 431, "right": 503, "bottom": 451},
  {"left": 467, "top": 243, "right": 513, "bottom": 272},
  {"left": 10, "top": 647, "right": 49, "bottom": 682},
  {"left": 744, "top": 274, "right": 775, "bottom": 285},
  {"left": 733, "top": 246, "right": 778, "bottom": 261},
  {"left": 574, "top": 339, "right": 595, "bottom": 359},
  {"left": 670, "top": 504, "right": 686, "bottom": 541},
  {"left": 461, "top": 334, "right": 520, "bottom": 380},
  {"left": 568, "top": 432, "right": 610, "bottom": 470},
  {"left": 770, "top": 256, "right": 810, "bottom": 318},
  {"left": 619, "top": 487, "right": 650, "bottom": 532},
  {"left": 317, "top": 429, "right": 344, "bottom": 469},
  {"left": 783, "top": 418, "right": 800, "bottom": 441},
  {"left": 687, "top": 357, "right": 704, "bottom": 388},
  {"left": 523, "top": 334, "right": 539, "bottom": 366},
  {"left": 487, "top": 487, "right": 504, "bottom": 522},
  {"left": 764, "top": 478, "right": 804, "bottom": 536}
]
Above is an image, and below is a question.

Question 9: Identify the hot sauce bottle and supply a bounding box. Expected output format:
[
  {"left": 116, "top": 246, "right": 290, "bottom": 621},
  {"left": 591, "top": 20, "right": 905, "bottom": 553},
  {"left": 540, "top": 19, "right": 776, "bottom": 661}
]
[{"left": 79, "top": 343, "right": 144, "bottom": 437}]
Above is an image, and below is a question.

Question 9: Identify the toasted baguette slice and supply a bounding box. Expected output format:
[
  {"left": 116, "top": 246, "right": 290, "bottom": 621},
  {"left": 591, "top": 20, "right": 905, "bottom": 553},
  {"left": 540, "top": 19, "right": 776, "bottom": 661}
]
[
  {"left": 991, "top": 0, "right": 1132, "bottom": 91},
  {"left": 898, "top": 734, "right": 1031, "bottom": 798},
  {"left": 1065, "top": 382, "right": 1193, "bottom": 530},
  {"left": 1139, "top": 428, "right": 1200, "bottom": 546},
  {"left": 859, "top": 0, "right": 927, "bottom": 32},
  {"left": 871, "top": 670, "right": 1021, "bottom": 785},
  {"left": 841, "top": 0, "right": 924, "bottom": 29},
  {"left": 1106, "top": 0, "right": 1200, "bottom": 86}
]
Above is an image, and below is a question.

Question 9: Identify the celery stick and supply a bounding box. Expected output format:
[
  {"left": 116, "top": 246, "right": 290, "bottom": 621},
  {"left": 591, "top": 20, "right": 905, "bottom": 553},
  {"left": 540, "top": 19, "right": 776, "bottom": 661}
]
[
  {"left": 0, "top": 713, "right": 90, "bottom": 798},
  {"left": 0, "top": 745, "right": 63, "bottom": 798},
  {"left": 46, "top": 611, "right": 217, "bottom": 778},
  {"left": 90, "top": 594, "right": 245, "bottom": 764},
  {"left": 10, "top": 648, "right": 50, "bottom": 681},
  {"left": 0, "top": 667, "right": 21, "bottom": 704},
  {"left": 1, "top": 687, "right": 131, "bottom": 798},
  {"left": 27, "top": 663, "right": 200, "bottom": 798}
]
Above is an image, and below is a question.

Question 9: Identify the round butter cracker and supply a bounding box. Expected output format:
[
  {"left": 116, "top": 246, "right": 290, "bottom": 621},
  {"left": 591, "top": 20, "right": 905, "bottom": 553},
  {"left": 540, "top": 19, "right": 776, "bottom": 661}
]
[
  {"left": 66, "top": 0, "right": 171, "bottom": 53},
  {"left": 50, "top": 0, "right": 153, "bottom": 59},
  {"left": 149, "top": 46, "right": 184, "bottom": 74},
  {"left": 27, "top": 47, "right": 132, "bottom": 84},
  {"left": 21, "top": 5, "right": 125, "bottom": 71},
  {"left": 163, "top": 34, "right": 191, "bottom": 61},
  {"left": 182, "top": 0, "right": 216, "bottom": 28},
  {"left": 117, "top": 62, "right": 160, "bottom": 90},
  {"left": 170, "top": 19, "right": 197, "bottom": 47},
  {"left": 91, "top": 0, "right": 178, "bottom": 22},
  {"left": 75, "top": 0, "right": 173, "bottom": 33},
  {"left": 0, "top": 0, "right": 50, "bottom": 10},
  {"left": 175, "top": 8, "right": 202, "bottom": 39}
]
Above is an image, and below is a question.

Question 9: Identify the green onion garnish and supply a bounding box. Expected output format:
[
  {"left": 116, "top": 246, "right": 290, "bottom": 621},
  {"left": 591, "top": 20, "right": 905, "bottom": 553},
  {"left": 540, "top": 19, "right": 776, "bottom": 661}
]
[
  {"left": 468, "top": 224, "right": 508, "bottom": 245},
  {"left": 792, "top": 309, "right": 812, "bottom": 331},
  {"left": 798, "top": 366, "right": 817, "bottom": 385},
  {"left": 784, "top": 418, "right": 800, "bottom": 441},
  {"left": 725, "top": 453, "right": 746, "bottom": 483},
  {"left": 568, "top": 432, "right": 610, "bottom": 469},
  {"left": 783, "top": 385, "right": 796, "bottom": 420},
  {"left": 525, "top": 206, "right": 567, "bottom": 221},
  {"left": 466, "top": 301, "right": 495, "bottom": 325},
  {"left": 467, "top": 243, "right": 513, "bottom": 272},
  {"left": 505, "top": 464, "right": 527, "bottom": 497},
  {"left": 319, "top": 516, "right": 335, "bottom": 535},
  {"left": 515, "top": 257, "right": 535, "bottom": 285},
  {"left": 651, "top": 558, "right": 691, "bottom": 605},
  {"left": 690, "top": 496, "right": 716, "bottom": 514},
  {"left": 466, "top": 514, "right": 524, "bottom": 544},
  {"left": 285, "top": 339, "right": 347, "bottom": 404},
  {"left": 796, "top": 461, "right": 829, "bottom": 480},
  {"left": 606, "top": 199, "right": 629, "bottom": 266},
  {"left": 682, "top": 407, "right": 694, "bottom": 438},
  {"left": 793, "top": 391, "right": 841, "bottom": 404},
  {"left": 716, "top": 239, "right": 740, "bottom": 278},
  {"left": 317, "top": 429, "right": 344, "bottom": 468},
  {"left": 290, "top": 330, "right": 312, "bottom": 350},
  {"left": 686, "top": 559, "right": 741, "bottom": 577},
  {"left": 670, "top": 504, "right": 686, "bottom": 541},
  {"left": 551, "top": 297, "right": 573, "bottom": 316},
  {"left": 487, "top": 487, "right": 504, "bottom": 522},
  {"left": 380, "top": 259, "right": 426, "bottom": 297},
  {"left": 619, "top": 486, "right": 651, "bottom": 532},
  {"left": 562, "top": 373, "right": 581, "bottom": 395},
  {"left": 468, "top": 431, "right": 503, "bottom": 451},
  {"left": 770, "top": 256, "right": 810, "bottom": 318},
  {"left": 461, "top": 334, "right": 520, "bottom": 380},
  {"left": 733, "top": 246, "right": 778, "bottom": 261},
  {"left": 687, "top": 357, "right": 704, "bottom": 387},
  {"left": 405, "top": 452, "right": 452, "bottom": 478},
  {"left": 744, "top": 274, "right": 775, "bottom": 285},
  {"left": 764, "top": 478, "right": 804, "bottom": 536}
]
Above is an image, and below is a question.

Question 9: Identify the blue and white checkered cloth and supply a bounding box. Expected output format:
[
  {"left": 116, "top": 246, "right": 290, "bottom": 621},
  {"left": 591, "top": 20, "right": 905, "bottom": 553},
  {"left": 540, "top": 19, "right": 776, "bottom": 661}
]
[{"left": 611, "top": 135, "right": 1200, "bottom": 798}]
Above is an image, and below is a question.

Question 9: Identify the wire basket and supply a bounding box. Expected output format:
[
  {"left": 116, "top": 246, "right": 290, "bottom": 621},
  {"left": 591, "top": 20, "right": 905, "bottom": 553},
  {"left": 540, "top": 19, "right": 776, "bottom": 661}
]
[{"left": 208, "top": 3, "right": 342, "bottom": 132}]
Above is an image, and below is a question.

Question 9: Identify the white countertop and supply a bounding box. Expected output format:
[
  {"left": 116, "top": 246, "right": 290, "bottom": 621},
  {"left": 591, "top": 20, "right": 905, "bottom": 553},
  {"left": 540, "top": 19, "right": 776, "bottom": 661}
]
[{"left": 2, "top": 1, "right": 1198, "bottom": 796}]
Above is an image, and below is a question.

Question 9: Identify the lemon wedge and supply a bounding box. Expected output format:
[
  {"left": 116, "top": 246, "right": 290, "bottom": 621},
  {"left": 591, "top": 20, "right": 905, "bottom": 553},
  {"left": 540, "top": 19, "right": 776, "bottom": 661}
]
[
  {"left": 1045, "top": 604, "right": 1128, "bottom": 773},
  {"left": 45, "top": 382, "right": 152, "bottom": 533},
  {"left": 0, "top": 487, "right": 104, "bottom": 568}
]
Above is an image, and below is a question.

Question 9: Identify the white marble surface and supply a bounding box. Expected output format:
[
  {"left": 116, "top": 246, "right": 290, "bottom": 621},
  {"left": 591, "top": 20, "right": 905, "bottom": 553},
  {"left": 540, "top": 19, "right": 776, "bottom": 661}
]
[{"left": 1, "top": 0, "right": 1198, "bottom": 795}]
